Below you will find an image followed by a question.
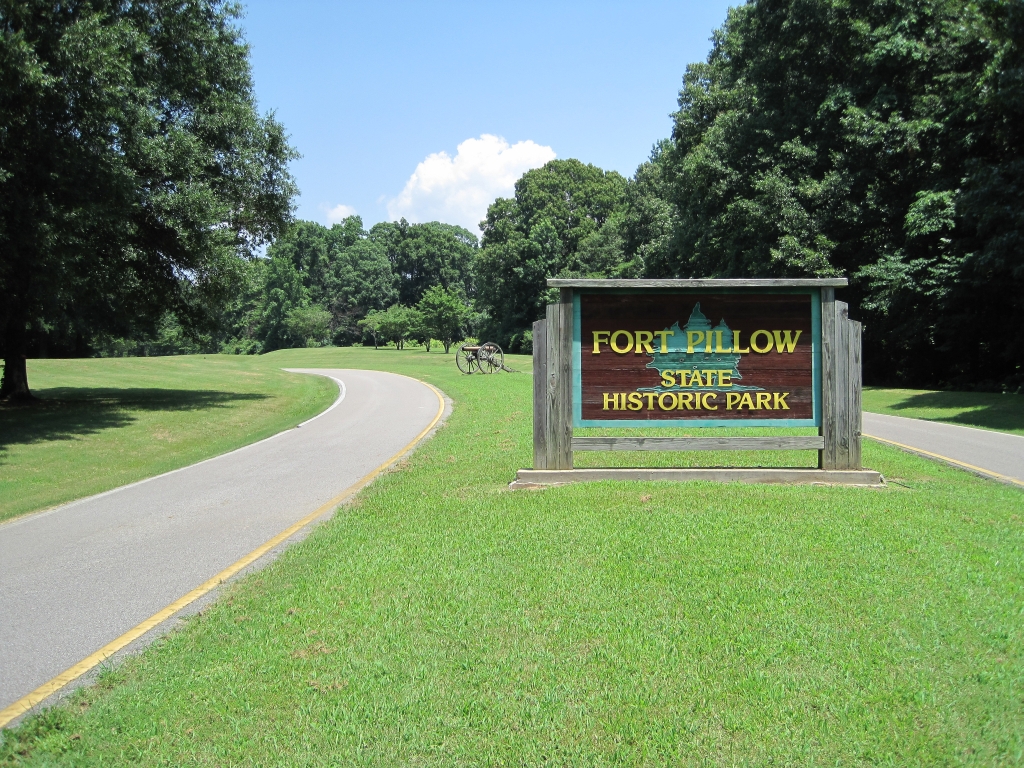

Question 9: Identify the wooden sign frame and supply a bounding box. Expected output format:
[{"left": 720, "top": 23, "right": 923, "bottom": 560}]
[{"left": 516, "top": 278, "right": 882, "bottom": 487}]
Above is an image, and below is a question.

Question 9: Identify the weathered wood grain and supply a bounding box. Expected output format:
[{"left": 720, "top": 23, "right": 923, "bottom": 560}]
[
  {"left": 545, "top": 291, "right": 573, "bottom": 469},
  {"left": 834, "top": 301, "right": 852, "bottom": 469},
  {"left": 544, "top": 304, "right": 559, "bottom": 469},
  {"left": 512, "top": 467, "right": 884, "bottom": 487},
  {"left": 572, "top": 436, "right": 824, "bottom": 451},
  {"left": 532, "top": 318, "right": 548, "bottom": 470},
  {"left": 548, "top": 279, "right": 848, "bottom": 288},
  {"left": 848, "top": 317, "right": 863, "bottom": 469},
  {"left": 819, "top": 288, "right": 837, "bottom": 469},
  {"left": 555, "top": 289, "right": 574, "bottom": 468}
]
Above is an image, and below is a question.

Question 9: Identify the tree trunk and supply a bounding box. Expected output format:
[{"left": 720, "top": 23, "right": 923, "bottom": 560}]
[
  {"left": 0, "top": 354, "right": 32, "bottom": 400},
  {"left": 1, "top": 307, "right": 33, "bottom": 401}
]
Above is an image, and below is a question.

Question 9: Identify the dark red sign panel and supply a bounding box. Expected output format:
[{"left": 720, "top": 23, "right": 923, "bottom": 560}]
[{"left": 575, "top": 292, "right": 820, "bottom": 426}]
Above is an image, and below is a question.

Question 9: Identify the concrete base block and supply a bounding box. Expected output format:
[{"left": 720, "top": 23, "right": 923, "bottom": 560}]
[{"left": 510, "top": 467, "right": 884, "bottom": 488}]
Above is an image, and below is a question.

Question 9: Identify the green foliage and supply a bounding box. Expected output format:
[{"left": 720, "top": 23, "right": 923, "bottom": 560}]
[
  {"left": 0, "top": 0, "right": 297, "bottom": 397},
  {"left": 663, "top": 0, "right": 1024, "bottom": 388},
  {"left": 357, "top": 309, "right": 386, "bottom": 349},
  {"left": 474, "top": 159, "right": 627, "bottom": 344},
  {"left": 416, "top": 285, "right": 469, "bottom": 353},
  {"left": 283, "top": 305, "right": 332, "bottom": 348},
  {"left": 370, "top": 219, "right": 478, "bottom": 306},
  {"left": 378, "top": 305, "right": 421, "bottom": 350},
  {"left": 248, "top": 217, "right": 398, "bottom": 352}
]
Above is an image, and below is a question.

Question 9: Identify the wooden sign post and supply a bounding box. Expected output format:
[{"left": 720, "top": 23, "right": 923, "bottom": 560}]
[{"left": 516, "top": 279, "right": 881, "bottom": 486}]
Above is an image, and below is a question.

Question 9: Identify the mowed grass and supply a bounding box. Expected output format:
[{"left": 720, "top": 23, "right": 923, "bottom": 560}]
[
  {"left": 863, "top": 387, "right": 1024, "bottom": 437},
  {"left": 0, "top": 356, "right": 337, "bottom": 522},
  {"left": 2, "top": 347, "right": 1023, "bottom": 766}
]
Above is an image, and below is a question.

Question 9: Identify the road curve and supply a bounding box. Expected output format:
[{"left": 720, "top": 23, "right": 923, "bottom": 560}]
[
  {"left": 864, "top": 411, "right": 1024, "bottom": 486},
  {"left": 0, "top": 369, "right": 445, "bottom": 715}
]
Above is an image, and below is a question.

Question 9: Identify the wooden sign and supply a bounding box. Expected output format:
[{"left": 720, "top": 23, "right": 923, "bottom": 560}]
[
  {"left": 574, "top": 291, "right": 820, "bottom": 427},
  {"left": 520, "top": 278, "right": 876, "bottom": 487}
]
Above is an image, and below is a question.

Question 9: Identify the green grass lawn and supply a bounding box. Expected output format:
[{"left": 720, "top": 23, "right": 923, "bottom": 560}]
[
  {"left": 863, "top": 387, "right": 1024, "bottom": 437},
  {"left": 2, "top": 348, "right": 1022, "bottom": 765},
  {"left": 0, "top": 356, "right": 337, "bottom": 522}
]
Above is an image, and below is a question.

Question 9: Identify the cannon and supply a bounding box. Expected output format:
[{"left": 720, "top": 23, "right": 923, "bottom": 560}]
[{"left": 456, "top": 341, "right": 505, "bottom": 374}]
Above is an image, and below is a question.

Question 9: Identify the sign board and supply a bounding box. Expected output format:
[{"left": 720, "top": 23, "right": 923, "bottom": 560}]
[
  {"left": 574, "top": 290, "right": 820, "bottom": 427},
  {"left": 519, "top": 278, "right": 876, "bottom": 485}
]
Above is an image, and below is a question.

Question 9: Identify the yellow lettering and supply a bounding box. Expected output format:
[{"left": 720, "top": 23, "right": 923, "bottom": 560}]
[
  {"left": 660, "top": 369, "right": 676, "bottom": 387},
  {"left": 653, "top": 329, "right": 674, "bottom": 353},
  {"left": 772, "top": 330, "right": 802, "bottom": 353},
  {"left": 732, "top": 330, "right": 750, "bottom": 354},
  {"left": 658, "top": 392, "right": 677, "bottom": 410},
  {"left": 701, "top": 392, "right": 719, "bottom": 410},
  {"left": 719, "top": 369, "right": 732, "bottom": 387},
  {"left": 739, "top": 392, "right": 755, "bottom": 410},
  {"left": 756, "top": 392, "right": 772, "bottom": 410},
  {"left": 726, "top": 392, "right": 741, "bottom": 409},
  {"left": 592, "top": 331, "right": 609, "bottom": 353},
  {"left": 687, "top": 370, "right": 703, "bottom": 387},
  {"left": 642, "top": 393, "right": 655, "bottom": 410},
  {"left": 627, "top": 392, "right": 643, "bottom": 410},
  {"left": 678, "top": 392, "right": 695, "bottom": 410},
  {"left": 714, "top": 330, "right": 731, "bottom": 353},
  {"left": 635, "top": 330, "right": 654, "bottom": 354},
  {"left": 704, "top": 332, "right": 713, "bottom": 353},
  {"left": 610, "top": 330, "right": 633, "bottom": 354},
  {"left": 602, "top": 392, "right": 617, "bottom": 410},
  {"left": 750, "top": 330, "right": 774, "bottom": 353},
  {"left": 774, "top": 392, "right": 790, "bottom": 410},
  {"left": 686, "top": 331, "right": 704, "bottom": 354}
]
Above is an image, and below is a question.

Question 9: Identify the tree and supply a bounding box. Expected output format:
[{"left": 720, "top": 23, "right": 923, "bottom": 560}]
[
  {"left": 662, "top": 0, "right": 1023, "bottom": 388},
  {"left": 327, "top": 238, "right": 398, "bottom": 344},
  {"left": 369, "top": 219, "right": 477, "bottom": 305},
  {"left": 358, "top": 310, "right": 385, "bottom": 349},
  {"left": 257, "top": 254, "right": 309, "bottom": 352},
  {"left": 474, "top": 159, "right": 626, "bottom": 345},
  {"left": 283, "top": 305, "right": 331, "bottom": 347},
  {"left": 377, "top": 304, "right": 419, "bottom": 350},
  {"left": 417, "top": 285, "right": 468, "bottom": 353},
  {"left": 0, "top": 0, "right": 296, "bottom": 399}
]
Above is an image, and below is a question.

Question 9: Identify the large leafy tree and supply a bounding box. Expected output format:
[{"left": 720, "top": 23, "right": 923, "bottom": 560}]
[
  {"left": 665, "top": 0, "right": 1022, "bottom": 387},
  {"left": 417, "top": 285, "right": 468, "bottom": 353},
  {"left": 369, "top": 219, "right": 477, "bottom": 306},
  {"left": 474, "top": 159, "right": 626, "bottom": 344},
  {"left": 0, "top": 0, "right": 296, "bottom": 398},
  {"left": 259, "top": 217, "right": 397, "bottom": 349}
]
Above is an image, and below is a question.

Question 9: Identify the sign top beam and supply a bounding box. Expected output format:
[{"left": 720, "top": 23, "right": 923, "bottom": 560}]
[{"left": 547, "top": 278, "right": 848, "bottom": 288}]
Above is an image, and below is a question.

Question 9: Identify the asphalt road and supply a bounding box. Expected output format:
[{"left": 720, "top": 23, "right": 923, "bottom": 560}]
[
  {"left": 863, "top": 411, "right": 1024, "bottom": 485},
  {"left": 0, "top": 369, "right": 443, "bottom": 713}
]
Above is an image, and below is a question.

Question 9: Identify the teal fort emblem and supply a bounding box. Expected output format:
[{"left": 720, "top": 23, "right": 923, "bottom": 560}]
[{"left": 640, "top": 303, "right": 763, "bottom": 393}]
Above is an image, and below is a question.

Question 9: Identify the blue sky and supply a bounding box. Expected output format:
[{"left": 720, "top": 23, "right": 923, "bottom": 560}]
[{"left": 240, "top": 1, "right": 735, "bottom": 235}]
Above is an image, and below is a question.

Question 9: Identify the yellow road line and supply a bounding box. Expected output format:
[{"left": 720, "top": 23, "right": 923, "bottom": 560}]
[
  {"left": 864, "top": 433, "right": 1024, "bottom": 487},
  {"left": 0, "top": 381, "right": 446, "bottom": 730}
]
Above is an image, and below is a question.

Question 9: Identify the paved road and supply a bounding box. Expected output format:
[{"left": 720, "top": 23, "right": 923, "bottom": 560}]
[
  {"left": 863, "top": 412, "right": 1024, "bottom": 485},
  {"left": 0, "top": 369, "right": 443, "bottom": 712}
]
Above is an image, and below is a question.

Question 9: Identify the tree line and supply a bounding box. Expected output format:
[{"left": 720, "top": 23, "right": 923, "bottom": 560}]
[
  {"left": 3, "top": 0, "right": 1021, "bottom": 398},
  {"left": 473, "top": 0, "right": 1023, "bottom": 391},
  {"left": 89, "top": 216, "right": 482, "bottom": 355}
]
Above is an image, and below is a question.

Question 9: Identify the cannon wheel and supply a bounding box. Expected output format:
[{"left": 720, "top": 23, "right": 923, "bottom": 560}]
[
  {"left": 456, "top": 343, "right": 479, "bottom": 374},
  {"left": 477, "top": 342, "right": 504, "bottom": 374}
]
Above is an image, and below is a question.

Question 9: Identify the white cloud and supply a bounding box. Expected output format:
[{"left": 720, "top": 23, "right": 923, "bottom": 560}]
[
  {"left": 387, "top": 134, "right": 556, "bottom": 234},
  {"left": 323, "top": 203, "right": 357, "bottom": 224}
]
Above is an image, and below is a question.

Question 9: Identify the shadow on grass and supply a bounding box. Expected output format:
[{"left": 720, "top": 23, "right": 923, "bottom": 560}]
[
  {"left": 0, "top": 388, "right": 269, "bottom": 453},
  {"left": 885, "top": 390, "right": 1024, "bottom": 433}
]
